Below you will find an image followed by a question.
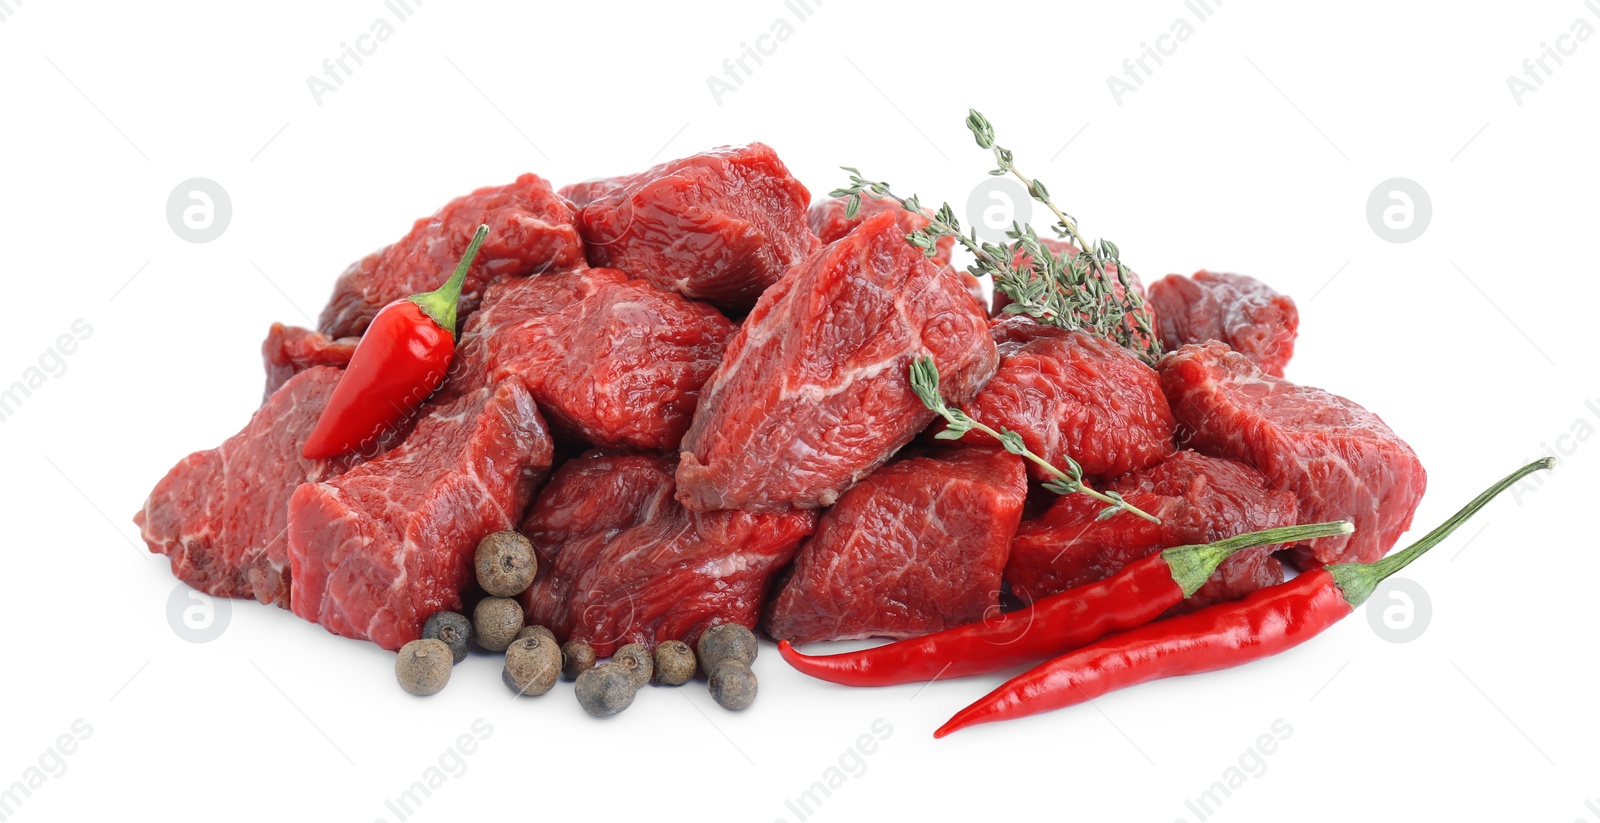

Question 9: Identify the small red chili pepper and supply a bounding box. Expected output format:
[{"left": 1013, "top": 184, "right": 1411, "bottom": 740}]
[
  {"left": 778, "top": 519, "right": 1354, "bottom": 688},
  {"left": 933, "top": 458, "right": 1552, "bottom": 738},
  {"left": 301, "top": 225, "right": 490, "bottom": 460}
]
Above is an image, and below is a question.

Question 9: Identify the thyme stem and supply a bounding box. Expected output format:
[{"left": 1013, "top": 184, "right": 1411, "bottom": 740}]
[{"left": 909, "top": 356, "right": 1161, "bottom": 524}]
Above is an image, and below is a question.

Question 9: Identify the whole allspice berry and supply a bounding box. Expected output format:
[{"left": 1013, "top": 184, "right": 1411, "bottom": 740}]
[
  {"left": 653, "top": 640, "right": 696, "bottom": 686},
  {"left": 708, "top": 659, "right": 758, "bottom": 711},
  {"left": 613, "top": 643, "right": 653, "bottom": 689},
  {"left": 503, "top": 635, "right": 562, "bottom": 697},
  {"left": 421, "top": 611, "right": 473, "bottom": 665},
  {"left": 575, "top": 664, "right": 636, "bottom": 718},
  {"left": 516, "top": 624, "right": 557, "bottom": 645},
  {"left": 475, "top": 531, "right": 538, "bottom": 597},
  {"left": 396, "top": 639, "right": 453, "bottom": 696},
  {"left": 697, "top": 623, "right": 758, "bottom": 674},
  {"left": 473, "top": 597, "right": 524, "bottom": 652},
  {"left": 561, "top": 640, "right": 597, "bottom": 681}
]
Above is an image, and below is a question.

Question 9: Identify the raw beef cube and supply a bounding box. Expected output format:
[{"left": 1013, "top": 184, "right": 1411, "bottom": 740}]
[
  {"left": 1005, "top": 450, "right": 1297, "bottom": 611},
  {"left": 808, "top": 195, "right": 953, "bottom": 268},
  {"left": 990, "top": 311, "right": 1075, "bottom": 355},
  {"left": 807, "top": 194, "right": 982, "bottom": 308},
  {"left": 559, "top": 178, "right": 630, "bottom": 209},
  {"left": 318, "top": 173, "right": 584, "bottom": 339},
  {"left": 956, "top": 269, "right": 985, "bottom": 310},
  {"left": 135, "top": 367, "right": 392, "bottom": 607},
  {"left": 449, "top": 267, "right": 735, "bottom": 449},
  {"left": 1159, "top": 341, "right": 1426, "bottom": 567},
  {"left": 676, "top": 211, "right": 999, "bottom": 512},
  {"left": 261, "top": 323, "right": 356, "bottom": 402},
  {"left": 520, "top": 451, "right": 816, "bottom": 656},
  {"left": 952, "top": 316, "right": 1175, "bottom": 481},
  {"left": 516, "top": 451, "right": 678, "bottom": 571},
  {"left": 576, "top": 144, "right": 819, "bottom": 309},
  {"left": 764, "top": 447, "right": 1028, "bottom": 644},
  {"left": 287, "top": 380, "right": 553, "bottom": 650},
  {"left": 1148, "top": 270, "right": 1299, "bottom": 377}
]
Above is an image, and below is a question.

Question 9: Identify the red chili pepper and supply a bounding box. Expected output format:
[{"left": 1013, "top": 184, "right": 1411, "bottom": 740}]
[
  {"left": 302, "top": 225, "right": 490, "bottom": 460},
  {"left": 778, "top": 519, "right": 1354, "bottom": 687},
  {"left": 933, "top": 458, "right": 1552, "bottom": 738}
]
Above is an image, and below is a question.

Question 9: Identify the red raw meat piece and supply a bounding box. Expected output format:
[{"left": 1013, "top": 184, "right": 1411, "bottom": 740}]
[
  {"left": 134, "top": 367, "right": 397, "bottom": 607},
  {"left": 676, "top": 211, "right": 998, "bottom": 511},
  {"left": 809, "top": 195, "right": 983, "bottom": 308},
  {"left": 575, "top": 144, "right": 819, "bottom": 309},
  {"left": 559, "top": 178, "right": 629, "bottom": 209},
  {"left": 448, "top": 267, "right": 735, "bottom": 449},
  {"left": 515, "top": 451, "right": 673, "bottom": 572},
  {"left": 1159, "top": 341, "right": 1426, "bottom": 567},
  {"left": 764, "top": 447, "right": 1027, "bottom": 644},
  {"left": 520, "top": 451, "right": 816, "bottom": 656},
  {"left": 990, "top": 312, "right": 1073, "bottom": 354},
  {"left": 808, "top": 195, "right": 953, "bottom": 268},
  {"left": 953, "top": 316, "right": 1175, "bottom": 481},
  {"left": 318, "top": 173, "right": 584, "bottom": 338},
  {"left": 261, "top": 323, "right": 357, "bottom": 402},
  {"left": 1005, "top": 450, "right": 1297, "bottom": 611},
  {"left": 956, "top": 269, "right": 985, "bottom": 309},
  {"left": 288, "top": 380, "right": 553, "bottom": 650},
  {"left": 1148, "top": 270, "right": 1299, "bottom": 377}
]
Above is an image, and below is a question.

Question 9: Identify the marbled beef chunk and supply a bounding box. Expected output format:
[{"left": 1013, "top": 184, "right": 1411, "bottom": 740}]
[
  {"left": 808, "top": 195, "right": 953, "bottom": 268},
  {"left": 675, "top": 211, "right": 998, "bottom": 512},
  {"left": 949, "top": 317, "right": 1175, "bottom": 482},
  {"left": 449, "top": 267, "right": 735, "bottom": 449},
  {"left": 520, "top": 451, "right": 815, "bottom": 657},
  {"left": 809, "top": 194, "right": 983, "bottom": 309},
  {"left": 1005, "top": 450, "right": 1297, "bottom": 611},
  {"left": 764, "top": 447, "right": 1027, "bottom": 644},
  {"left": 318, "top": 173, "right": 584, "bottom": 339},
  {"left": 1147, "top": 270, "right": 1298, "bottom": 377},
  {"left": 559, "top": 177, "right": 630, "bottom": 209},
  {"left": 135, "top": 367, "right": 388, "bottom": 608},
  {"left": 261, "top": 323, "right": 356, "bottom": 402},
  {"left": 575, "top": 144, "right": 818, "bottom": 310},
  {"left": 1158, "top": 341, "right": 1425, "bottom": 567},
  {"left": 287, "top": 380, "right": 553, "bottom": 650}
]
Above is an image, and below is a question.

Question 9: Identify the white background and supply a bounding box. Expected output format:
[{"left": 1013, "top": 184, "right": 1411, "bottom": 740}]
[{"left": 1, "top": 1, "right": 1596, "bottom": 821}]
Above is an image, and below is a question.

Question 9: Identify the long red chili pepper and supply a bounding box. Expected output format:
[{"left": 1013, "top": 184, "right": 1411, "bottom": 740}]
[
  {"left": 778, "top": 519, "right": 1354, "bottom": 687},
  {"left": 933, "top": 458, "right": 1553, "bottom": 738},
  {"left": 302, "top": 225, "right": 490, "bottom": 460}
]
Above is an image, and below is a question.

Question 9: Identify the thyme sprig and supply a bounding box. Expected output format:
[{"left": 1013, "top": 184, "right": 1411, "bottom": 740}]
[
  {"left": 831, "top": 109, "right": 1161, "bottom": 364},
  {"left": 910, "top": 356, "right": 1160, "bottom": 524},
  {"left": 966, "top": 109, "right": 1159, "bottom": 362}
]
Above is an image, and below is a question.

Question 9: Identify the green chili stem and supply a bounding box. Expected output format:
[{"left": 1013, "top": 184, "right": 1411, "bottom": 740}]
[
  {"left": 408, "top": 223, "right": 490, "bottom": 338},
  {"left": 1163, "top": 520, "right": 1353, "bottom": 598},
  {"left": 1328, "top": 458, "right": 1554, "bottom": 608}
]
